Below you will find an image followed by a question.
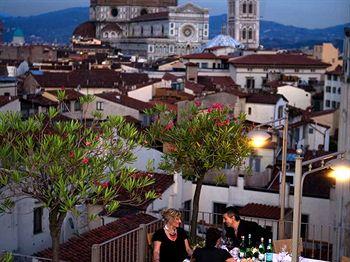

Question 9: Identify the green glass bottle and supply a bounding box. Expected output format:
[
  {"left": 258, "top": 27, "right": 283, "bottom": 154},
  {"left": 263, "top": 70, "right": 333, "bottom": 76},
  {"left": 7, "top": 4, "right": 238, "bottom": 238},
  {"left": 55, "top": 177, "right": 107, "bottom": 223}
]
[
  {"left": 246, "top": 234, "right": 253, "bottom": 258},
  {"left": 266, "top": 238, "right": 273, "bottom": 262},
  {"left": 258, "top": 237, "right": 265, "bottom": 261},
  {"left": 239, "top": 236, "right": 246, "bottom": 259}
]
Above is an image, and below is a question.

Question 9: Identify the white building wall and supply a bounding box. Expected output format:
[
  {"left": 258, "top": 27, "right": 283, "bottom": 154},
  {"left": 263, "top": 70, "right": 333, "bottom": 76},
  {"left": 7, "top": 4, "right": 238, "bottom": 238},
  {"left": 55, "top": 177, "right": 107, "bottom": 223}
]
[
  {"left": 85, "top": 97, "right": 140, "bottom": 120},
  {"left": 245, "top": 103, "right": 275, "bottom": 123},
  {"left": 0, "top": 99, "right": 21, "bottom": 113},
  {"left": 128, "top": 84, "right": 155, "bottom": 102},
  {"left": 277, "top": 85, "right": 311, "bottom": 110},
  {"left": 324, "top": 74, "right": 342, "bottom": 109},
  {"left": 230, "top": 66, "right": 325, "bottom": 90}
]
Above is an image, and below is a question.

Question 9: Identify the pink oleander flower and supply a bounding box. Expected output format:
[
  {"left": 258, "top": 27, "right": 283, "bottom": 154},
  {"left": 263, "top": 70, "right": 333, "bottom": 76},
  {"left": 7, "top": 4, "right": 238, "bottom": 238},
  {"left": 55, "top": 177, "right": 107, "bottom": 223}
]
[{"left": 165, "top": 121, "right": 174, "bottom": 130}]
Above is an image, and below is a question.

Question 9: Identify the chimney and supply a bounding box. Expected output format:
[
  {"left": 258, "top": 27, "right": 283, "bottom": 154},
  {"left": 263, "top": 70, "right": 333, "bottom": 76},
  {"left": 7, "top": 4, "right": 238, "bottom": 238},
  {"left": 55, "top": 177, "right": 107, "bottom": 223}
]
[{"left": 185, "top": 63, "right": 198, "bottom": 83}]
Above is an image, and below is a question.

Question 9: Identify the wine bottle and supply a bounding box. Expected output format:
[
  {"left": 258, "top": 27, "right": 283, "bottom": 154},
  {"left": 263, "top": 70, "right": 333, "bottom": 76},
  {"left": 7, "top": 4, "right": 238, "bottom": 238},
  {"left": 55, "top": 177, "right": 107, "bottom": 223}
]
[
  {"left": 246, "top": 234, "right": 253, "bottom": 258},
  {"left": 266, "top": 238, "right": 273, "bottom": 262},
  {"left": 258, "top": 237, "right": 265, "bottom": 261},
  {"left": 239, "top": 236, "right": 246, "bottom": 259}
]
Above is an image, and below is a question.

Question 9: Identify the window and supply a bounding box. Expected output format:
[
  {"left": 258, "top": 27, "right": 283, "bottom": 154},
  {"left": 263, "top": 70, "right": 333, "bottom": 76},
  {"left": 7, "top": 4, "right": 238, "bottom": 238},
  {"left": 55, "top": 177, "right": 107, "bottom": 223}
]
[
  {"left": 309, "top": 128, "right": 314, "bottom": 134},
  {"left": 333, "top": 75, "right": 338, "bottom": 81},
  {"left": 213, "top": 203, "right": 227, "bottom": 225},
  {"left": 332, "top": 101, "right": 337, "bottom": 108},
  {"left": 248, "top": 3, "right": 253, "bottom": 13},
  {"left": 338, "top": 88, "right": 341, "bottom": 94},
  {"left": 326, "top": 100, "right": 330, "bottom": 107},
  {"left": 96, "top": 101, "right": 103, "bottom": 111},
  {"left": 242, "top": 28, "right": 247, "bottom": 40},
  {"left": 61, "top": 102, "right": 69, "bottom": 113},
  {"left": 333, "top": 87, "right": 337, "bottom": 93},
  {"left": 111, "top": 8, "right": 119, "bottom": 17},
  {"left": 33, "top": 207, "right": 43, "bottom": 234},
  {"left": 327, "top": 75, "right": 332, "bottom": 80},
  {"left": 243, "top": 3, "right": 247, "bottom": 13},
  {"left": 4, "top": 92, "right": 10, "bottom": 96},
  {"left": 278, "top": 105, "right": 284, "bottom": 118},
  {"left": 326, "top": 86, "right": 331, "bottom": 93},
  {"left": 246, "top": 77, "right": 255, "bottom": 89},
  {"left": 294, "top": 69, "right": 300, "bottom": 73},
  {"left": 311, "top": 69, "right": 315, "bottom": 72},
  {"left": 248, "top": 107, "right": 252, "bottom": 115},
  {"left": 150, "top": 26, "right": 154, "bottom": 36},
  {"left": 140, "top": 8, "right": 148, "bottom": 15},
  {"left": 74, "top": 101, "right": 81, "bottom": 111},
  {"left": 300, "top": 214, "right": 309, "bottom": 239},
  {"left": 183, "top": 200, "right": 191, "bottom": 224},
  {"left": 249, "top": 156, "right": 262, "bottom": 172},
  {"left": 248, "top": 28, "right": 253, "bottom": 39},
  {"left": 201, "top": 63, "right": 208, "bottom": 69}
]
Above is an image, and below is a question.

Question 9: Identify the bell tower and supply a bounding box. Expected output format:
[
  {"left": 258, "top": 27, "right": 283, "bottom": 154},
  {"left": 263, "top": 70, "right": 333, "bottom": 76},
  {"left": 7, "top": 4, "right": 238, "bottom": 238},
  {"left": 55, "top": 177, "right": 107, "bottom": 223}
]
[{"left": 227, "top": 0, "right": 260, "bottom": 49}]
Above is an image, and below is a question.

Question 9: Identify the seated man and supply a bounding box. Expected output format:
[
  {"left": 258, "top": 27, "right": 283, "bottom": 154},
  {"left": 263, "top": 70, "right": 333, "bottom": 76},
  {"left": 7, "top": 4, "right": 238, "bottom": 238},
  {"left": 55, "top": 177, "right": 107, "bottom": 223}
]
[
  {"left": 223, "top": 206, "right": 271, "bottom": 247},
  {"left": 191, "top": 227, "right": 234, "bottom": 262}
]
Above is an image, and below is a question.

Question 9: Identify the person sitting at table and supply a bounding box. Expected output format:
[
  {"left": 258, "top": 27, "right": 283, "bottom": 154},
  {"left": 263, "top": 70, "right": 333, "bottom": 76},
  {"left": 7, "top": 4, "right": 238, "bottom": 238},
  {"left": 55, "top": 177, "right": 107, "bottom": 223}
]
[
  {"left": 223, "top": 206, "right": 270, "bottom": 247},
  {"left": 153, "top": 208, "right": 193, "bottom": 262},
  {"left": 191, "top": 227, "right": 234, "bottom": 262}
]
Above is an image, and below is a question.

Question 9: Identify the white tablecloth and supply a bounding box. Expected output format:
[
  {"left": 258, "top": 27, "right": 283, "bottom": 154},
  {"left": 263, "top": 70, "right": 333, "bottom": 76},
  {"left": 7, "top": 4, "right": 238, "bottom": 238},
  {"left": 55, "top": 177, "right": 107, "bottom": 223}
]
[{"left": 273, "top": 254, "right": 328, "bottom": 262}]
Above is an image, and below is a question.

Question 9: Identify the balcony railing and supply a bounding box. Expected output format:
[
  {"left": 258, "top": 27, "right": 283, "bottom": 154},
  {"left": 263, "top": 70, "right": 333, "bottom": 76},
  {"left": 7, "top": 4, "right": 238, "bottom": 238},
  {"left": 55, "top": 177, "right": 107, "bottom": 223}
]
[
  {"left": 90, "top": 210, "right": 349, "bottom": 262},
  {"left": 91, "top": 219, "right": 163, "bottom": 262}
]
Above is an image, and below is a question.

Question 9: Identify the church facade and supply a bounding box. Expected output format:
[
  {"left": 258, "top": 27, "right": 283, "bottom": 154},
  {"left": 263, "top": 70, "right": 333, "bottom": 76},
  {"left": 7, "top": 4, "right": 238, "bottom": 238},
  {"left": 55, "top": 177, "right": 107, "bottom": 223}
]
[
  {"left": 74, "top": 0, "right": 209, "bottom": 60},
  {"left": 227, "top": 0, "right": 260, "bottom": 49}
]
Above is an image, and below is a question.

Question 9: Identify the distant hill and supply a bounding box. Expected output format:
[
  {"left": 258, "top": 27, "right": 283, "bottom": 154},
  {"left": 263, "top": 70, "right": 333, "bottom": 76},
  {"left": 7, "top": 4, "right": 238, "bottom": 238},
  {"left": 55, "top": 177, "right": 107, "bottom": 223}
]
[
  {"left": 1, "top": 8, "right": 348, "bottom": 50},
  {"left": 210, "top": 14, "right": 349, "bottom": 50},
  {"left": 1, "top": 7, "right": 89, "bottom": 44}
]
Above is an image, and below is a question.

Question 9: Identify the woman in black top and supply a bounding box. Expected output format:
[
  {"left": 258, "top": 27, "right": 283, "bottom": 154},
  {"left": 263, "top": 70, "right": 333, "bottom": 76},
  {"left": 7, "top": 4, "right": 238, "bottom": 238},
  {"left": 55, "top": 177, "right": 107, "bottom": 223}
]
[
  {"left": 153, "top": 208, "right": 192, "bottom": 262},
  {"left": 191, "top": 227, "right": 234, "bottom": 262}
]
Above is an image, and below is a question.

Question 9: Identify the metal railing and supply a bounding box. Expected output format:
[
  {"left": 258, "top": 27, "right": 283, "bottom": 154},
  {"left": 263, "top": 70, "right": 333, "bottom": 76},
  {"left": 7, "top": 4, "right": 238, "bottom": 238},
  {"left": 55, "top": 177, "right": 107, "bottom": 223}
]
[
  {"left": 91, "top": 219, "right": 163, "bottom": 262},
  {"left": 184, "top": 210, "right": 350, "bottom": 261}
]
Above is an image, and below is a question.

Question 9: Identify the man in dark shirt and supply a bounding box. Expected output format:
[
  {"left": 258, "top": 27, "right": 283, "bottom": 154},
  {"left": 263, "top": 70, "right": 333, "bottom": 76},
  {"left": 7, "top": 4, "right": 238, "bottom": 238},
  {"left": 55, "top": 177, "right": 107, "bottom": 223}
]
[{"left": 223, "top": 206, "right": 270, "bottom": 247}]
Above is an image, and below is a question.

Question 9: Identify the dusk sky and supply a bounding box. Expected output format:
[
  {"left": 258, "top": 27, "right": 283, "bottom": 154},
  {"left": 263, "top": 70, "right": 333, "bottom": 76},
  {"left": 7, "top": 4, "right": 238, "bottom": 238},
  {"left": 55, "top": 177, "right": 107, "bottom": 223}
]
[{"left": 0, "top": 0, "right": 349, "bottom": 29}]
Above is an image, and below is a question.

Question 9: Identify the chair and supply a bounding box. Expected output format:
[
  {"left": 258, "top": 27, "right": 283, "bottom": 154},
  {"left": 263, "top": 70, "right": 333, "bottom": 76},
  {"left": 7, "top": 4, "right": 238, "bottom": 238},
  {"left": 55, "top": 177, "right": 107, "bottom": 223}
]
[
  {"left": 341, "top": 256, "right": 350, "bottom": 262},
  {"left": 273, "top": 238, "right": 303, "bottom": 255}
]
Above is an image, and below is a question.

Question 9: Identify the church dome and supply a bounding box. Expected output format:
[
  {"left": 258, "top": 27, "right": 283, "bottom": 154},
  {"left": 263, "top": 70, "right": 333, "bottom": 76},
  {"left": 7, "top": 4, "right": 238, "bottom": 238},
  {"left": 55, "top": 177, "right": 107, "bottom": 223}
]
[
  {"left": 205, "top": 34, "right": 243, "bottom": 49},
  {"left": 13, "top": 28, "right": 24, "bottom": 38},
  {"left": 73, "top": 21, "right": 96, "bottom": 38}
]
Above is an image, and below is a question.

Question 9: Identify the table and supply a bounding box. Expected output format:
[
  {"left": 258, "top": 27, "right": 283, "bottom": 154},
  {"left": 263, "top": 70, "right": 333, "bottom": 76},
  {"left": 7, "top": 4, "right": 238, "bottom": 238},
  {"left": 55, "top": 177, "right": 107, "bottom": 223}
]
[{"left": 272, "top": 254, "right": 328, "bottom": 262}]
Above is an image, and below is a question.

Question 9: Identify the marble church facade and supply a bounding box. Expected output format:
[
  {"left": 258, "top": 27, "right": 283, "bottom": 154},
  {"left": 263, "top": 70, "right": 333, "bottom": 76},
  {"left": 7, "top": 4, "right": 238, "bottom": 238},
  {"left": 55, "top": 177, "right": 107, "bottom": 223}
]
[{"left": 80, "top": 0, "right": 209, "bottom": 60}]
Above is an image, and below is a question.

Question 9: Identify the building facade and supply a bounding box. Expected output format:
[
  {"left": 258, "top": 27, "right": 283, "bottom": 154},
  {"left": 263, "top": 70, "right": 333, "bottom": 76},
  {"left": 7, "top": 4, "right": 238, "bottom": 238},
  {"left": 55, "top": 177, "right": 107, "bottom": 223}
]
[
  {"left": 74, "top": 0, "right": 209, "bottom": 60},
  {"left": 227, "top": 0, "right": 260, "bottom": 49},
  {"left": 324, "top": 66, "right": 342, "bottom": 110}
]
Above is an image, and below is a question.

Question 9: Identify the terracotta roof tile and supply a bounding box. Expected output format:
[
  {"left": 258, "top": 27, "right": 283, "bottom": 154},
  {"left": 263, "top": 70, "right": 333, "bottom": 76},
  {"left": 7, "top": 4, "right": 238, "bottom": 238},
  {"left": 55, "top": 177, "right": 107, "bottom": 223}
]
[
  {"left": 46, "top": 89, "right": 84, "bottom": 101},
  {"left": 21, "top": 94, "right": 58, "bottom": 107},
  {"left": 239, "top": 203, "right": 292, "bottom": 220},
  {"left": 182, "top": 53, "right": 218, "bottom": 60},
  {"left": 246, "top": 93, "right": 288, "bottom": 104},
  {"left": 326, "top": 65, "right": 342, "bottom": 76},
  {"left": 73, "top": 22, "right": 96, "bottom": 38},
  {"left": 130, "top": 11, "right": 169, "bottom": 22},
  {"left": 95, "top": 93, "right": 153, "bottom": 112},
  {"left": 36, "top": 213, "right": 157, "bottom": 262},
  {"left": 229, "top": 54, "right": 330, "bottom": 68},
  {"left": 162, "top": 72, "right": 179, "bottom": 82}
]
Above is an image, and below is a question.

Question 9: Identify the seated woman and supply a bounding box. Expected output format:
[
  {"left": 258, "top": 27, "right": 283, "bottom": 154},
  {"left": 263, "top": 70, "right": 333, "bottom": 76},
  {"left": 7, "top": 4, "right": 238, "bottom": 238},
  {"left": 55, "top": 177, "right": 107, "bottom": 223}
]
[
  {"left": 153, "top": 208, "right": 192, "bottom": 262},
  {"left": 191, "top": 227, "right": 234, "bottom": 262}
]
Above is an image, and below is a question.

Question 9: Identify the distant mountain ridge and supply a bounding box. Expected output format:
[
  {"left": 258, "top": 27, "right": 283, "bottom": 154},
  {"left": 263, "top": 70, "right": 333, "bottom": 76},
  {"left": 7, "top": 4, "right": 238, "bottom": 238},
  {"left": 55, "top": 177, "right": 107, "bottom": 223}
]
[{"left": 1, "top": 8, "right": 348, "bottom": 50}]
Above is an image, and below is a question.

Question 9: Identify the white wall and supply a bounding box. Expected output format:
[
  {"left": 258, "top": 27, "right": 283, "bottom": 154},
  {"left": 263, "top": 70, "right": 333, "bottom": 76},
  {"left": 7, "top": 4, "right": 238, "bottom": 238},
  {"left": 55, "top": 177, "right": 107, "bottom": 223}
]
[
  {"left": 128, "top": 83, "right": 155, "bottom": 102},
  {"left": 0, "top": 99, "right": 21, "bottom": 113},
  {"left": 230, "top": 66, "right": 325, "bottom": 90},
  {"left": 0, "top": 83, "right": 17, "bottom": 96},
  {"left": 277, "top": 85, "right": 311, "bottom": 110},
  {"left": 245, "top": 103, "right": 275, "bottom": 124},
  {"left": 324, "top": 74, "right": 342, "bottom": 110}
]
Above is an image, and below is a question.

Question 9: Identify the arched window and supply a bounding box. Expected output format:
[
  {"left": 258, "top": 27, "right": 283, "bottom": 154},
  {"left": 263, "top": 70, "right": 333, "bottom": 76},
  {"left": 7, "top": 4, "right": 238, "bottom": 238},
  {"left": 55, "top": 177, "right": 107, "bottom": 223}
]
[
  {"left": 248, "top": 28, "right": 253, "bottom": 39},
  {"left": 140, "top": 8, "right": 148, "bottom": 16},
  {"left": 161, "top": 25, "right": 165, "bottom": 35},
  {"left": 111, "top": 32, "right": 116, "bottom": 37},
  {"left": 151, "top": 26, "right": 154, "bottom": 36},
  {"left": 242, "top": 28, "right": 247, "bottom": 40},
  {"left": 249, "top": 2, "right": 253, "bottom": 13},
  {"left": 243, "top": 2, "right": 247, "bottom": 13},
  {"left": 141, "top": 26, "right": 144, "bottom": 36},
  {"left": 104, "top": 32, "right": 108, "bottom": 38}
]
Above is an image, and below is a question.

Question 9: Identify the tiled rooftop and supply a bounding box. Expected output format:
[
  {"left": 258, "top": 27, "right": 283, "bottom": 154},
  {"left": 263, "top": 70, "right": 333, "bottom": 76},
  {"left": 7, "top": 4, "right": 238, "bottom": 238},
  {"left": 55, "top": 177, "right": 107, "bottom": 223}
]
[{"left": 240, "top": 203, "right": 292, "bottom": 220}]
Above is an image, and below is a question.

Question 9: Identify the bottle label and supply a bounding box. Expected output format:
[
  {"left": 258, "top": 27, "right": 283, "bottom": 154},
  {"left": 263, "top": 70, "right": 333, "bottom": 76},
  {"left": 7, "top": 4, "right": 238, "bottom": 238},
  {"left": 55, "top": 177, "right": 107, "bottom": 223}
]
[
  {"left": 239, "top": 252, "right": 245, "bottom": 258},
  {"left": 258, "top": 253, "right": 265, "bottom": 261}
]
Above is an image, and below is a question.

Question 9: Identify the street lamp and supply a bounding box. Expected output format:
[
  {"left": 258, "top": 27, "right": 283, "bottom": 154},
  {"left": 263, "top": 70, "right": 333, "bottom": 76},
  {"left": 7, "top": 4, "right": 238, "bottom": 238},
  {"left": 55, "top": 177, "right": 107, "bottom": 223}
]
[
  {"left": 247, "top": 109, "right": 289, "bottom": 239},
  {"left": 291, "top": 151, "right": 350, "bottom": 262}
]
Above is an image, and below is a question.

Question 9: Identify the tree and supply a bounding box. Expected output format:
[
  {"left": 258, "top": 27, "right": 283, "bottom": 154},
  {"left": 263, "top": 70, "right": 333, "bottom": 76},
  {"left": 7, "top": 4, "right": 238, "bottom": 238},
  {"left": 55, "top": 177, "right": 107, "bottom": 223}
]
[
  {"left": 0, "top": 106, "right": 157, "bottom": 261},
  {"left": 146, "top": 102, "right": 251, "bottom": 240}
]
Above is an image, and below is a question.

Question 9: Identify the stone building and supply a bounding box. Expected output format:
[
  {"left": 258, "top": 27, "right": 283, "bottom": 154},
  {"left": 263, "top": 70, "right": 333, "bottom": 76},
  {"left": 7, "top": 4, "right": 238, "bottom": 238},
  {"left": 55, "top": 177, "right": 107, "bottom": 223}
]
[
  {"left": 73, "top": 0, "right": 209, "bottom": 60},
  {"left": 227, "top": 0, "right": 260, "bottom": 49}
]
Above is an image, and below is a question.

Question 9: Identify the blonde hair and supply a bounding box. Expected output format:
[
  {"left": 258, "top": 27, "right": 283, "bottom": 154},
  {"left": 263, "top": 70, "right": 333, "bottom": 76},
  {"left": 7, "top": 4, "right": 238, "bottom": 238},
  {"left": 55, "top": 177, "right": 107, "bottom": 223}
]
[{"left": 160, "top": 208, "right": 182, "bottom": 223}]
